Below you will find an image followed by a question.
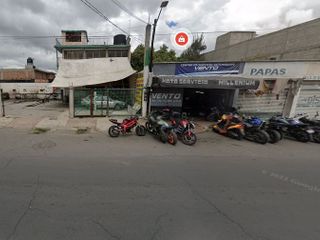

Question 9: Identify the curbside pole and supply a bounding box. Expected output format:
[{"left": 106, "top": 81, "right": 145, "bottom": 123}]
[{"left": 142, "top": 24, "right": 151, "bottom": 118}]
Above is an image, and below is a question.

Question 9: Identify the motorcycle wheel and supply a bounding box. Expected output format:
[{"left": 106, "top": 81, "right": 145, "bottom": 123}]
[
  {"left": 312, "top": 132, "right": 320, "bottom": 143},
  {"left": 227, "top": 129, "right": 244, "bottom": 140},
  {"left": 182, "top": 131, "right": 197, "bottom": 146},
  {"left": 294, "top": 130, "right": 311, "bottom": 143},
  {"left": 159, "top": 132, "right": 167, "bottom": 143},
  {"left": 266, "top": 129, "right": 281, "bottom": 144},
  {"left": 254, "top": 130, "right": 270, "bottom": 144},
  {"left": 145, "top": 121, "right": 153, "bottom": 133},
  {"left": 135, "top": 125, "right": 146, "bottom": 136},
  {"left": 167, "top": 132, "right": 178, "bottom": 145},
  {"left": 108, "top": 126, "right": 120, "bottom": 137}
]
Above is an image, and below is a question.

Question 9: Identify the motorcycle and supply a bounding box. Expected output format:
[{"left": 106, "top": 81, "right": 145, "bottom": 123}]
[
  {"left": 108, "top": 116, "right": 146, "bottom": 137},
  {"left": 243, "top": 117, "right": 270, "bottom": 144},
  {"left": 145, "top": 111, "right": 178, "bottom": 145},
  {"left": 244, "top": 116, "right": 282, "bottom": 144},
  {"left": 268, "top": 115, "right": 314, "bottom": 142},
  {"left": 170, "top": 112, "right": 197, "bottom": 146},
  {"left": 212, "top": 112, "right": 245, "bottom": 140},
  {"left": 294, "top": 113, "right": 320, "bottom": 143}
]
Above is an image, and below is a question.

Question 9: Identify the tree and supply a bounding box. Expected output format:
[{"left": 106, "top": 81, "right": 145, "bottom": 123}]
[
  {"left": 154, "top": 44, "right": 177, "bottom": 63},
  {"left": 130, "top": 44, "right": 145, "bottom": 72},
  {"left": 178, "top": 34, "right": 207, "bottom": 62},
  {"left": 131, "top": 44, "right": 177, "bottom": 72}
]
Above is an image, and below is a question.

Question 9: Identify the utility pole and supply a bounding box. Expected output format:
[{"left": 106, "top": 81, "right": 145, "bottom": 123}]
[
  {"left": 142, "top": 24, "right": 151, "bottom": 117},
  {"left": 0, "top": 89, "right": 5, "bottom": 117}
]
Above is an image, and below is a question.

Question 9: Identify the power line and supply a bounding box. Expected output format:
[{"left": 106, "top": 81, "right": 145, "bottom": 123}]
[
  {"left": 79, "top": 0, "right": 143, "bottom": 43},
  {"left": 110, "top": 0, "right": 148, "bottom": 25}
]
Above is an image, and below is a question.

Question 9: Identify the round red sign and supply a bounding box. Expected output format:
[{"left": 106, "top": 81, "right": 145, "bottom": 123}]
[{"left": 175, "top": 32, "right": 189, "bottom": 46}]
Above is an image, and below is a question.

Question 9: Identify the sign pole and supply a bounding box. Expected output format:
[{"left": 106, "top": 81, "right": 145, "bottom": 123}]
[{"left": 142, "top": 24, "right": 151, "bottom": 118}]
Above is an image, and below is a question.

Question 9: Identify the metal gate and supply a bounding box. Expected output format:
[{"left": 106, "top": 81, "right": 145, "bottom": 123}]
[
  {"left": 74, "top": 88, "right": 143, "bottom": 117},
  {"left": 235, "top": 89, "right": 289, "bottom": 118},
  {"left": 295, "top": 83, "right": 320, "bottom": 118}
]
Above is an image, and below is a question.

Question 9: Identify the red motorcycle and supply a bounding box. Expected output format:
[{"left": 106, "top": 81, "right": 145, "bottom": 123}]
[
  {"left": 170, "top": 113, "right": 197, "bottom": 146},
  {"left": 108, "top": 116, "right": 146, "bottom": 137}
]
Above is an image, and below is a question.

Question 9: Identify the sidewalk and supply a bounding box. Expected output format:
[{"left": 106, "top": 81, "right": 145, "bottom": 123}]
[
  {"left": 0, "top": 110, "right": 210, "bottom": 134},
  {"left": 0, "top": 100, "right": 211, "bottom": 134}
]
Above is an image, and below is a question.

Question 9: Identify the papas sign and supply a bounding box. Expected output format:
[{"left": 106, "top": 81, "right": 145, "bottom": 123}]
[{"left": 250, "top": 68, "right": 287, "bottom": 76}]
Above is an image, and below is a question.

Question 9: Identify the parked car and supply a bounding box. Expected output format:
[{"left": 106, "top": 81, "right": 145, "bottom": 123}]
[{"left": 81, "top": 95, "right": 126, "bottom": 110}]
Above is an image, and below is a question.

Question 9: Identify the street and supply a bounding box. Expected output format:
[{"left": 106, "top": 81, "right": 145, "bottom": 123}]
[{"left": 0, "top": 128, "right": 320, "bottom": 240}]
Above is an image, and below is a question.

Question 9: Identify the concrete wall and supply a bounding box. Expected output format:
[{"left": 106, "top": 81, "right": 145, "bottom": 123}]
[
  {"left": 215, "top": 32, "right": 256, "bottom": 50},
  {"left": 0, "top": 83, "right": 53, "bottom": 98},
  {"left": 202, "top": 18, "right": 320, "bottom": 61}
]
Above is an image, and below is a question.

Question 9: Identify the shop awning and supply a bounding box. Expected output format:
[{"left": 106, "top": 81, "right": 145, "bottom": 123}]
[
  {"left": 153, "top": 75, "right": 261, "bottom": 89},
  {"left": 51, "top": 57, "right": 136, "bottom": 88}
]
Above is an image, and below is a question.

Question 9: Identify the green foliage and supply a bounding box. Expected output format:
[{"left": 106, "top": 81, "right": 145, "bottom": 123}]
[
  {"left": 130, "top": 44, "right": 145, "bottom": 72},
  {"left": 154, "top": 44, "right": 177, "bottom": 63},
  {"left": 131, "top": 44, "right": 177, "bottom": 72},
  {"left": 178, "top": 34, "right": 207, "bottom": 62}
]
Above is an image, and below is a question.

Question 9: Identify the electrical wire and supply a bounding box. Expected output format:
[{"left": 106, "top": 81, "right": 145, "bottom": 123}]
[
  {"left": 79, "top": 0, "right": 143, "bottom": 43},
  {"left": 110, "top": 0, "right": 148, "bottom": 25}
]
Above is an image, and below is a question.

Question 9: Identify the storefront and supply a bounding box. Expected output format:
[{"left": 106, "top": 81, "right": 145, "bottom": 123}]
[
  {"left": 237, "top": 61, "right": 320, "bottom": 118},
  {"left": 152, "top": 62, "right": 259, "bottom": 116},
  {"left": 153, "top": 61, "right": 320, "bottom": 119}
]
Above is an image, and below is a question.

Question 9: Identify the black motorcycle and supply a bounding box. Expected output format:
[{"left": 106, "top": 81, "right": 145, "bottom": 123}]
[
  {"left": 295, "top": 114, "right": 320, "bottom": 143},
  {"left": 145, "top": 111, "right": 178, "bottom": 145},
  {"left": 268, "top": 116, "right": 314, "bottom": 142},
  {"left": 243, "top": 117, "right": 270, "bottom": 144}
]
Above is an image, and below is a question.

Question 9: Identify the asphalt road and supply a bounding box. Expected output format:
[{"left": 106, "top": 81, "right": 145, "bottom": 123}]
[{"left": 0, "top": 128, "right": 320, "bottom": 240}]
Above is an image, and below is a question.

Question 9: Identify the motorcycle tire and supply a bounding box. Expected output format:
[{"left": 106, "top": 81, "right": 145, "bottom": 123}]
[
  {"left": 182, "top": 131, "right": 197, "bottom": 146},
  {"left": 108, "top": 126, "right": 120, "bottom": 137},
  {"left": 266, "top": 129, "right": 281, "bottom": 144},
  {"left": 160, "top": 132, "right": 167, "bottom": 143},
  {"left": 254, "top": 130, "right": 270, "bottom": 144},
  {"left": 145, "top": 121, "right": 153, "bottom": 133},
  {"left": 227, "top": 129, "right": 244, "bottom": 140},
  {"left": 135, "top": 125, "right": 146, "bottom": 136},
  {"left": 312, "top": 132, "right": 320, "bottom": 143},
  {"left": 293, "top": 130, "right": 311, "bottom": 143},
  {"left": 167, "top": 132, "right": 178, "bottom": 145}
]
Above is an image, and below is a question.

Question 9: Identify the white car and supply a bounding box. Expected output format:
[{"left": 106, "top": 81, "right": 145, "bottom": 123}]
[{"left": 81, "top": 95, "right": 126, "bottom": 110}]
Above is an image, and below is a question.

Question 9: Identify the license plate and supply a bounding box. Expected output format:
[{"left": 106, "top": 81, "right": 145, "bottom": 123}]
[{"left": 307, "top": 129, "right": 315, "bottom": 134}]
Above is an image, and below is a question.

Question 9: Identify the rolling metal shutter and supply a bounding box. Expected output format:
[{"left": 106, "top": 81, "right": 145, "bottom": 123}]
[
  {"left": 295, "top": 83, "right": 320, "bottom": 118},
  {"left": 235, "top": 89, "right": 288, "bottom": 117}
]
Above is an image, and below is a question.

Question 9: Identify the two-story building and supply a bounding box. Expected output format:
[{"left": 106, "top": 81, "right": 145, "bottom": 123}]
[{"left": 51, "top": 30, "right": 138, "bottom": 117}]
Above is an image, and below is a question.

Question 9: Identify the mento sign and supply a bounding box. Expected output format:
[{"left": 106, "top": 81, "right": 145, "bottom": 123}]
[
  {"left": 175, "top": 63, "right": 240, "bottom": 76},
  {"left": 151, "top": 90, "right": 183, "bottom": 107}
]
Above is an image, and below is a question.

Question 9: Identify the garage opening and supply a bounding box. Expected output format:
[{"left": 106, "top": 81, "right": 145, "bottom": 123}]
[{"left": 182, "top": 88, "right": 235, "bottom": 117}]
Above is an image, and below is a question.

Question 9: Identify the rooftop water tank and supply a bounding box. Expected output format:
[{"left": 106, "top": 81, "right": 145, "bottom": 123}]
[{"left": 113, "top": 34, "right": 127, "bottom": 45}]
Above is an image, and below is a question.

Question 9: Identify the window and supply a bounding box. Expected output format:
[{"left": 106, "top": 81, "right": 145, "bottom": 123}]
[
  {"left": 86, "top": 50, "right": 106, "bottom": 59},
  {"left": 65, "top": 32, "right": 82, "bottom": 42},
  {"left": 108, "top": 50, "right": 128, "bottom": 57},
  {"left": 64, "top": 50, "right": 85, "bottom": 59}
]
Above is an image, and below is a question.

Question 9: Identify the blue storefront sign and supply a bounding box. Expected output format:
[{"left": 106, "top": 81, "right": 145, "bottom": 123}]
[{"left": 175, "top": 63, "right": 241, "bottom": 76}]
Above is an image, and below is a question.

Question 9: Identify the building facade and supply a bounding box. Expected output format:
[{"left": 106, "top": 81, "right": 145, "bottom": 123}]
[
  {"left": 198, "top": 18, "right": 320, "bottom": 119},
  {"left": 51, "top": 30, "right": 138, "bottom": 117},
  {"left": 152, "top": 61, "right": 320, "bottom": 119},
  {"left": 0, "top": 58, "right": 55, "bottom": 99}
]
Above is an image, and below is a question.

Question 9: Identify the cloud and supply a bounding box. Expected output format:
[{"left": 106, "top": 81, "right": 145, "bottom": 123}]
[{"left": 0, "top": 0, "right": 319, "bottom": 70}]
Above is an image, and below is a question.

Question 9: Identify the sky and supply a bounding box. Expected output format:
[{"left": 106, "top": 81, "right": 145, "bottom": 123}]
[{"left": 0, "top": 0, "right": 319, "bottom": 71}]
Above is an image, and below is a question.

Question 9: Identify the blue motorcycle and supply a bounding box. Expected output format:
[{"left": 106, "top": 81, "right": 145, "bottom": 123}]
[{"left": 244, "top": 117, "right": 281, "bottom": 144}]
